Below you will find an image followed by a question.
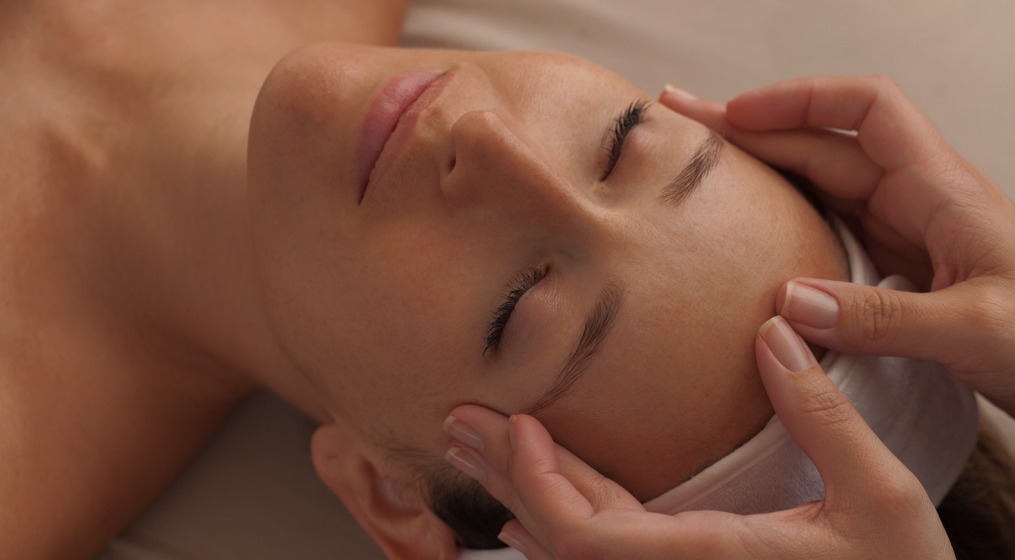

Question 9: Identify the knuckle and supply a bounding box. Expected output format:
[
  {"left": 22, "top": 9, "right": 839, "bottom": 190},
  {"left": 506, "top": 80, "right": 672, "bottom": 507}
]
[
  {"left": 966, "top": 285, "right": 1014, "bottom": 333},
  {"left": 855, "top": 289, "right": 904, "bottom": 344},
  {"left": 868, "top": 469, "right": 927, "bottom": 514},
  {"left": 795, "top": 376, "right": 854, "bottom": 429},
  {"left": 956, "top": 285, "right": 1015, "bottom": 363},
  {"left": 783, "top": 371, "right": 856, "bottom": 428},
  {"left": 585, "top": 477, "right": 616, "bottom": 507}
]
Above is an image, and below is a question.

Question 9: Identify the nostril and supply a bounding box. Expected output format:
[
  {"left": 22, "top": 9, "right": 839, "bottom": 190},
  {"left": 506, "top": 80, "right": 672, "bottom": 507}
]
[{"left": 438, "top": 154, "right": 458, "bottom": 197}]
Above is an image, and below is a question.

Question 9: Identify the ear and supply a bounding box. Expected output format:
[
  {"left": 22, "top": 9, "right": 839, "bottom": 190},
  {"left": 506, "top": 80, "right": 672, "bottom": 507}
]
[{"left": 311, "top": 422, "right": 458, "bottom": 560}]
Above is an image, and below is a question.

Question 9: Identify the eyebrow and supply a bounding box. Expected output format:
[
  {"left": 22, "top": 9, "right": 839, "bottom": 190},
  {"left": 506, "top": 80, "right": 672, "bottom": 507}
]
[
  {"left": 658, "top": 130, "right": 724, "bottom": 206},
  {"left": 524, "top": 281, "right": 624, "bottom": 415}
]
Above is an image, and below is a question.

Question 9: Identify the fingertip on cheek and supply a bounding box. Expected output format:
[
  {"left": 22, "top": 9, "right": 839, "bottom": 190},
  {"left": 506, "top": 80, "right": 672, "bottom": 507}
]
[
  {"left": 498, "top": 522, "right": 533, "bottom": 556},
  {"left": 507, "top": 414, "right": 520, "bottom": 448},
  {"left": 497, "top": 531, "right": 528, "bottom": 555},
  {"left": 759, "top": 316, "right": 816, "bottom": 373},
  {"left": 444, "top": 446, "right": 487, "bottom": 483},
  {"left": 442, "top": 415, "right": 485, "bottom": 452}
]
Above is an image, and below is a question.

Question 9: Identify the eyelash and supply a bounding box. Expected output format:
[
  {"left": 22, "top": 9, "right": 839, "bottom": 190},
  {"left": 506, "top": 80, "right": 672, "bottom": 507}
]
[
  {"left": 484, "top": 267, "right": 547, "bottom": 356},
  {"left": 600, "top": 98, "right": 651, "bottom": 181},
  {"left": 482, "top": 101, "right": 645, "bottom": 356}
]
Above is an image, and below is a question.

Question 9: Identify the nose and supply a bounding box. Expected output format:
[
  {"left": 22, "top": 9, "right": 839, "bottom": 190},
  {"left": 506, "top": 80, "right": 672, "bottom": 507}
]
[{"left": 440, "top": 109, "right": 591, "bottom": 225}]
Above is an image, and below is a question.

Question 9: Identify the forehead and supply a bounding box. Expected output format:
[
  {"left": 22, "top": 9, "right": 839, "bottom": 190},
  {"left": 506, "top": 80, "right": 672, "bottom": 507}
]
[{"left": 341, "top": 159, "right": 824, "bottom": 444}]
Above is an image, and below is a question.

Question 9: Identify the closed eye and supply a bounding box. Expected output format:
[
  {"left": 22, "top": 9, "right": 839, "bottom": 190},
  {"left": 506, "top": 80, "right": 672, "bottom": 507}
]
[
  {"left": 600, "top": 99, "right": 651, "bottom": 181},
  {"left": 484, "top": 267, "right": 547, "bottom": 356}
]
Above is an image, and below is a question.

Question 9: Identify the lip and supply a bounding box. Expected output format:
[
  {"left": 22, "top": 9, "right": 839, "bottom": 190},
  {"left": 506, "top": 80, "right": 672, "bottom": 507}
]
[{"left": 356, "top": 69, "right": 449, "bottom": 203}]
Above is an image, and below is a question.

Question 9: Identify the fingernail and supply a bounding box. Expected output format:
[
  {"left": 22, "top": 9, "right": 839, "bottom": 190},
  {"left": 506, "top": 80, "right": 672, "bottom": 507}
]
[
  {"left": 498, "top": 528, "right": 529, "bottom": 555},
  {"left": 663, "top": 83, "right": 698, "bottom": 101},
  {"left": 781, "top": 282, "right": 839, "bottom": 328},
  {"left": 444, "top": 447, "right": 486, "bottom": 483},
  {"left": 442, "top": 415, "right": 484, "bottom": 451},
  {"left": 760, "top": 316, "right": 815, "bottom": 372},
  {"left": 507, "top": 415, "right": 519, "bottom": 450}
]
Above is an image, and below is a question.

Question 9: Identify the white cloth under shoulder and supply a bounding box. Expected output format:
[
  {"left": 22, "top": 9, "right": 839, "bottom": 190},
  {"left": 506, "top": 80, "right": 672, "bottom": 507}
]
[{"left": 460, "top": 221, "right": 980, "bottom": 559}]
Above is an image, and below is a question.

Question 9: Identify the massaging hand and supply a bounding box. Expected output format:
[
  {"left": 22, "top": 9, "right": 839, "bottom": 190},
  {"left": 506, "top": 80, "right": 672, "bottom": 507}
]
[
  {"left": 443, "top": 317, "right": 955, "bottom": 559},
  {"left": 660, "top": 76, "right": 1015, "bottom": 417}
]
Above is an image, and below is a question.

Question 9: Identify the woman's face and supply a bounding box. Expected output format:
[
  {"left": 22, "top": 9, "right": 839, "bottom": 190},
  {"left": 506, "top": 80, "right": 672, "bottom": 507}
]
[{"left": 247, "top": 44, "right": 846, "bottom": 499}]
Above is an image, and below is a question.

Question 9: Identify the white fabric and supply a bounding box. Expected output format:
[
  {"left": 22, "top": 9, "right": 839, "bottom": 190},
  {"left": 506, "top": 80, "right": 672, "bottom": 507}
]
[{"left": 645, "top": 345, "right": 979, "bottom": 515}]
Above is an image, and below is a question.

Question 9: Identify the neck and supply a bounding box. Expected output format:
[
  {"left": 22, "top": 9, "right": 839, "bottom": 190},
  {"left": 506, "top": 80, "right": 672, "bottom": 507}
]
[{"left": 22, "top": 1, "right": 407, "bottom": 417}]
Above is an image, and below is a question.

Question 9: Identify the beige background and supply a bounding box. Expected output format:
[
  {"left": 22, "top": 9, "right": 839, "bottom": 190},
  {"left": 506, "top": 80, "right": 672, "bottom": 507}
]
[{"left": 100, "top": 2, "right": 1015, "bottom": 559}]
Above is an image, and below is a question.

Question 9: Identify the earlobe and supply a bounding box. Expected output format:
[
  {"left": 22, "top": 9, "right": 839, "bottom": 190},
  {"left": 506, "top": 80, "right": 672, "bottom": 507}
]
[{"left": 311, "top": 423, "right": 458, "bottom": 560}]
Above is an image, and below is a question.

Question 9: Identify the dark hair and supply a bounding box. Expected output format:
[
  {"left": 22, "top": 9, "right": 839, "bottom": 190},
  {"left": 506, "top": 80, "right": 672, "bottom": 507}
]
[
  {"left": 424, "top": 465, "right": 513, "bottom": 549},
  {"left": 423, "top": 424, "right": 1015, "bottom": 553},
  {"left": 938, "top": 422, "right": 1015, "bottom": 560}
]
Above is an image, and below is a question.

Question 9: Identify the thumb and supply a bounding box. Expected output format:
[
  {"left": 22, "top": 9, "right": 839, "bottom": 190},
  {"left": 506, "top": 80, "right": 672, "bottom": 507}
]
[
  {"left": 775, "top": 277, "right": 973, "bottom": 365},
  {"left": 754, "top": 317, "right": 893, "bottom": 512},
  {"left": 753, "top": 318, "right": 955, "bottom": 560}
]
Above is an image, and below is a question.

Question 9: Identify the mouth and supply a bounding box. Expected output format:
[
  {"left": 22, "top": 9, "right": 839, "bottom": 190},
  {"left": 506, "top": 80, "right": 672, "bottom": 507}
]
[{"left": 355, "top": 69, "right": 451, "bottom": 203}]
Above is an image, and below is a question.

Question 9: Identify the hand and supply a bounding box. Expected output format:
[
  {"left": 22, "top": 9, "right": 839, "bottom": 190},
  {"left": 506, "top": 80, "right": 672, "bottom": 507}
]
[
  {"left": 660, "top": 77, "right": 1015, "bottom": 416},
  {"left": 443, "top": 317, "right": 955, "bottom": 559}
]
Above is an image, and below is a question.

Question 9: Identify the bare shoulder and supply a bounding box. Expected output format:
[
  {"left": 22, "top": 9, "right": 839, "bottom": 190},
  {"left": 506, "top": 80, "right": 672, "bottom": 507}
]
[
  {"left": 0, "top": 108, "right": 250, "bottom": 558},
  {"left": 0, "top": 0, "right": 409, "bottom": 61},
  {"left": 0, "top": 330, "right": 227, "bottom": 558},
  {"left": 0, "top": 235, "right": 250, "bottom": 559},
  {"left": 0, "top": 4, "right": 260, "bottom": 557},
  {"left": 0, "top": 2, "right": 406, "bottom": 556}
]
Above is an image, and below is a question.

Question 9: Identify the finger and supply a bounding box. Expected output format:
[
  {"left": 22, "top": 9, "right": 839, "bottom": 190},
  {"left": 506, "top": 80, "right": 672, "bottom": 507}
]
[
  {"left": 505, "top": 414, "right": 616, "bottom": 531},
  {"left": 659, "top": 87, "right": 884, "bottom": 216},
  {"left": 724, "top": 76, "right": 946, "bottom": 173},
  {"left": 774, "top": 277, "right": 1012, "bottom": 375},
  {"left": 755, "top": 316, "right": 904, "bottom": 511},
  {"left": 725, "top": 77, "right": 1000, "bottom": 247},
  {"left": 661, "top": 83, "right": 898, "bottom": 220},
  {"left": 447, "top": 408, "right": 773, "bottom": 559},
  {"left": 541, "top": 442, "right": 642, "bottom": 512},
  {"left": 659, "top": 85, "right": 729, "bottom": 132},
  {"left": 711, "top": 127, "right": 884, "bottom": 203},
  {"left": 444, "top": 405, "right": 512, "bottom": 476},
  {"left": 498, "top": 520, "right": 553, "bottom": 560},
  {"left": 445, "top": 406, "right": 640, "bottom": 511},
  {"left": 855, "top": 213, "right": 935, "bottom": 288},
  {"left": 444, "top": 406, "right": 641, "bottom": 551},
  {"left": 442, "top": 443, "right": 586, "bottom": 555},
  {"left": 668, "top": 77, "right": 1007, "bottom": 259},
  {"left": 443, "top": 405, "right": 541, "bottom": 528},
  {"left": 483, "top": 412, "right": 818, "bottom": 559},
  {"left": 757, "top": 316, "right": 959, "bottom": 559}
]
